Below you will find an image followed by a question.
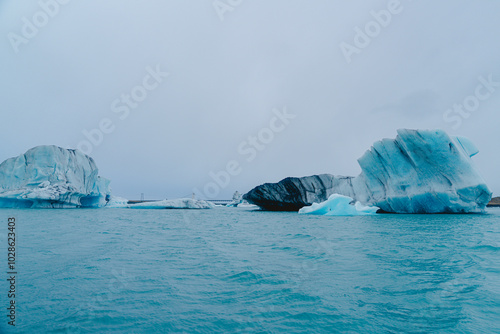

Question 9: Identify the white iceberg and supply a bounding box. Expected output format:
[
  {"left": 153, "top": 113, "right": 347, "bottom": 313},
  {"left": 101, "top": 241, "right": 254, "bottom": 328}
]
[
  {"left": 0, "top": 146, "right": 111, "bottom": 208},
  {"left": 226, "top": 191, "right": 258, "bottom": 209},
  {"left": 299, "top": 194, "right": 379, "bottom": 216},
  {"left": 226, "top": 191, "right": 243, "bottom": 207},
  {"left": 127, "top": 198, "right": 215, "bottom": 209}
]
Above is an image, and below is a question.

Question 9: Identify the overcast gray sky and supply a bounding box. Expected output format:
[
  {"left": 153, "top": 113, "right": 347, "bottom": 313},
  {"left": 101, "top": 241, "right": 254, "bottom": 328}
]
[{"left": 1, "top": 0, "right": 500, "bottom": 200}]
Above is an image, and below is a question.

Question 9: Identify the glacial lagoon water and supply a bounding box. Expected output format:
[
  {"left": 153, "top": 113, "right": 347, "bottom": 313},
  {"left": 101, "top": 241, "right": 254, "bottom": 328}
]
[{"left": 0, "top": 207, "right": 499, "bottom": 333}]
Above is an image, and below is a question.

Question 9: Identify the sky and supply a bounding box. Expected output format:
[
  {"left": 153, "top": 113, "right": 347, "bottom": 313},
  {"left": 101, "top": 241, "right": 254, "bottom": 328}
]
[{"left": 1, "top": 0, "right": 500, "bottom": 200}]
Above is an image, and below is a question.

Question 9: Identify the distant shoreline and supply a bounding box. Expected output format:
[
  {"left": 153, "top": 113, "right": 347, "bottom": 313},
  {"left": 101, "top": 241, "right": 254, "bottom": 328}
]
[{"left": 487, "top": 197, "right": 500, "bottom": 207}]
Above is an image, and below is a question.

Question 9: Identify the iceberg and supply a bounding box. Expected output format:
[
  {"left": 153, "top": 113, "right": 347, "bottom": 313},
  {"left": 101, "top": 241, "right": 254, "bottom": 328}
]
[
  {"left": 0, "top": 146, "right": 111, "bottom": 208},
  {"left": 244, "top": 129, "right": 492, "bottom": 214},
  {"left": 353, "top": 129, "right": 491, "bottom": 213},
  {"left": 225, "top": 191, "right": 258, "bottom": 208},
  {"left": 127, "top": 198, "right": 215, "bottom": 209},
  {"left": 226, "top": 191, "right": 243, "bottom": 207},
  {"left": 298, "top": 194, "right": 379, "bottom": 216}
]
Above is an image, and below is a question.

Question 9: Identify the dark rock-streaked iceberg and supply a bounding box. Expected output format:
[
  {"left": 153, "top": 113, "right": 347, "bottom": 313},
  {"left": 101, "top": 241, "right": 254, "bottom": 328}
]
[
  {"left": 243, "top": 174, "right": 354, "bottom": 211},
  {"left": 0, "top": 145, "right": 111, "bottom": 208},
  {"left": 244, "top": 129, "right": 492, "bottom": 214}
]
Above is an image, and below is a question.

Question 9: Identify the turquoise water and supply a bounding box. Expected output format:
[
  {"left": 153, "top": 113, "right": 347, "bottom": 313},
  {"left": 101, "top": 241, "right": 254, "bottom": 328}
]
[{"left": 0, "top": 207, "right": 499, "bottom": 333}]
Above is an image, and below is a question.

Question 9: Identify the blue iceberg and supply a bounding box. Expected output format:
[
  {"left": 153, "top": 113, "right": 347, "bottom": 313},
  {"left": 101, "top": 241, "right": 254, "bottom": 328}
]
[
  {"left": 0, "top": 146, "right": 111, "bottom": 208},
  {"left": 351, "top": 129, "right": 491, "bottom": 213}
]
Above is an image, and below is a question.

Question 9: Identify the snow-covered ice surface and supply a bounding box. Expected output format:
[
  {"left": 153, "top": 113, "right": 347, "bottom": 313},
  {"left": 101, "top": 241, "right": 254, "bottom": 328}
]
[
  {"left": 0, "top": 146, "right": 111, "bottom": 208},
  {"left": 299, "top": 194, "right": 379, "bottom": 216},
  {"left": 128, "top": 198, "right": 215, "bottom": 209}
]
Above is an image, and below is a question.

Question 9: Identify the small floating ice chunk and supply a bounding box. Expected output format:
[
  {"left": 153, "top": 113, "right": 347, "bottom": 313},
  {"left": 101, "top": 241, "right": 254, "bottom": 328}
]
[{"left": 298, "top": 194, "right": 379, "bottom": 216}]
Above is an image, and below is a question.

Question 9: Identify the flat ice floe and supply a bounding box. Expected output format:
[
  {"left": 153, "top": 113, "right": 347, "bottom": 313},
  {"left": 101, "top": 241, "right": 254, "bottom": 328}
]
[{"left": 127, "top": 198, "right": 215, "bottom": 209}]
